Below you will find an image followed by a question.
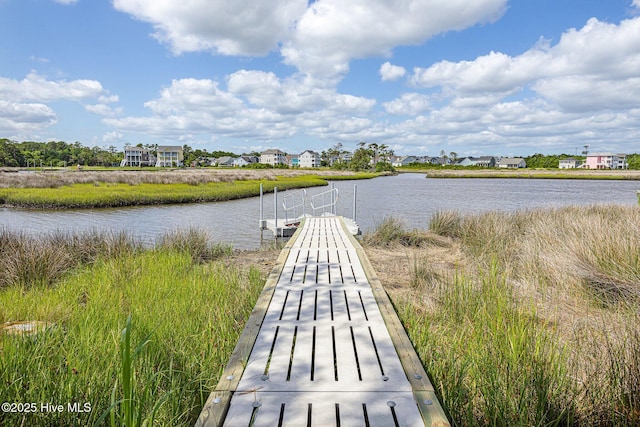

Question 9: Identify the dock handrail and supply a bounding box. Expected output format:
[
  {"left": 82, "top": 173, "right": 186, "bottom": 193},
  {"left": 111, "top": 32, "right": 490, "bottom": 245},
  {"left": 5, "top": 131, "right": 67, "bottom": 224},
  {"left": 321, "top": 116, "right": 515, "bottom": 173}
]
[
  {"left": 282, "top": 189, "right": 307, "bottom": 224},
  {"left": 310, "top": 187, "right": 339, "bottom": 216}
]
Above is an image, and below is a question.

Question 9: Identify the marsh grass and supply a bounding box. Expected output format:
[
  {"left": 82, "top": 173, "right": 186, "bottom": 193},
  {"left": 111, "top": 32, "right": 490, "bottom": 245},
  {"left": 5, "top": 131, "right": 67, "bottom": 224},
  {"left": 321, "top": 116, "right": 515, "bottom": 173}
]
[
  {"left": 366, "top": 205, "right": 640, "bottom": 425},
  {"left": 0, "top": 175, "right": 330, "bottom": 209},
  {"left": 362, "top": 216, "right": 450, "bottom": 248},
  {"left": 0, "top": 230, "right": 265, "bottom": 426}
]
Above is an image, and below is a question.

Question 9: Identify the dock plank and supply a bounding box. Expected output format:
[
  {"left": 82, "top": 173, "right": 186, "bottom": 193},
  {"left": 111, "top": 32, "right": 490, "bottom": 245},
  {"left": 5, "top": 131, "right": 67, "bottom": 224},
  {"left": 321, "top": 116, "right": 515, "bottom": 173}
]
[{"left": 196, "top": 216, "right": 450, "bottom": 427}]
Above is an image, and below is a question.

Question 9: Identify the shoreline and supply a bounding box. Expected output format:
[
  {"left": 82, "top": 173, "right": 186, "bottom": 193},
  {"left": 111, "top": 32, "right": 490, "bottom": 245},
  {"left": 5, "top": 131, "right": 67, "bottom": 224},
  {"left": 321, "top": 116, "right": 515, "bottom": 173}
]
[{"left": 397, "top": 167, "right": 640, "bottom": 180}]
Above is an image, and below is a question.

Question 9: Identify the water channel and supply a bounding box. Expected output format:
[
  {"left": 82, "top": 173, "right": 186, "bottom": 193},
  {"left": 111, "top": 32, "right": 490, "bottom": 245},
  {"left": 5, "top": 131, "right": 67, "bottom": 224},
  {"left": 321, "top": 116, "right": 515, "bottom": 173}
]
[{"left": 0, "top": 173, "right": 638, "bottom": 249}]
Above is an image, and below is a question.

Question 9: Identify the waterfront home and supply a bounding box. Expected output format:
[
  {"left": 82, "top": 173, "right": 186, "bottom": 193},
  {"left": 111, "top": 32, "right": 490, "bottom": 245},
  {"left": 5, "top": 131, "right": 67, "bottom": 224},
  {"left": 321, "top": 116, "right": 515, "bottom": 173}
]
[
  {"left": 458, "top": 156, "right": 496, "bottom": 167},
  {"left": 430, "top": 156, "right": 452, "bottom": 166},
  {"left": 233, "top": 156, "right": 258, "bottom": 167},
  {"left": 392, "top": 156, "right": 417, "bottom": 167},
  {"left": 285, "top": 154, "right": 300, "bottom": 167},
  {"left": 498, "top": 158, "right": 527, "bottom": 168},
  {"left": 299, "top": 150, "right": 321, "bottom": 168},
  {"left": 121, "top": 146, "right": 155, "bottom": 167},
  {"left": 260, "top": 149, "right": 286, "bottom": 166},
  {"left": 559, "top": 158, "right": 581, "bottom": 169},
  {"left": 216, "top": 156, "right": 235, "bottom": 167},
  {"left": 584, "top": 153, "right": 628, "bottom": 169},
  {"left": 155, "top": 146, "right": 184, "bottom": 167}
]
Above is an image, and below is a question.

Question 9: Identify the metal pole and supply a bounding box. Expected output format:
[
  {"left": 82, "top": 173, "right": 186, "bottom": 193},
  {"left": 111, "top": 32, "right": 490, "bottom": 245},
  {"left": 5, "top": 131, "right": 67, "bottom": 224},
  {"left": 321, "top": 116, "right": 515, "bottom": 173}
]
[
  {"left": 353, "top": 184, "right": 357, "bottom": 223},
  {"left": 274, "top": 187, "right": 278, "bottom": 237},
  {"left": 259, "top": 183, "right": 265, "bottom": 232},
  {"left": 330, "top": 182, "right": 335, "bottom": 215}
]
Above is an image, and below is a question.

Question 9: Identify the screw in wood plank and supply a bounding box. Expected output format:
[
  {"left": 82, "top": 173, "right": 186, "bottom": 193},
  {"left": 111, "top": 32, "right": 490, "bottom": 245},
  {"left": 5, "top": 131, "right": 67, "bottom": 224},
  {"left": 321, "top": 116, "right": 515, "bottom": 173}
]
[
  {"left": 226, "top": 375, "right": 235, "bottom": 381},
  {"left": 423, "top": 400, "right": 433, "bottom": 405},
  {"left": 414, "top": 374, "right": 422, "bottom": 379},
  {"left": 213, "top": 398, "right": 221, "bottom": 404}
]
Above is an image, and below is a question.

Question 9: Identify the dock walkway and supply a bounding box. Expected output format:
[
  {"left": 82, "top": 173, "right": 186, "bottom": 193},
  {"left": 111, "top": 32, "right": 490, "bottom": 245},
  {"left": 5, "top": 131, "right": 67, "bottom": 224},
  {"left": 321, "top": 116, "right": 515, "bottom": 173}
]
[{"left": 197, "top": 216, "right": 449, "bottom": 427}]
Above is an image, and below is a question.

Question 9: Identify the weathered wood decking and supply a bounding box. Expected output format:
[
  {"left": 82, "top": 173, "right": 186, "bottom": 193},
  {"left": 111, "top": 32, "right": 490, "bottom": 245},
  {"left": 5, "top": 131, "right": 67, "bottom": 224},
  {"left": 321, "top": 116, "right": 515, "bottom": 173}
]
[{"left": 196, "top": 217, "right": 449, "bottom": 427}]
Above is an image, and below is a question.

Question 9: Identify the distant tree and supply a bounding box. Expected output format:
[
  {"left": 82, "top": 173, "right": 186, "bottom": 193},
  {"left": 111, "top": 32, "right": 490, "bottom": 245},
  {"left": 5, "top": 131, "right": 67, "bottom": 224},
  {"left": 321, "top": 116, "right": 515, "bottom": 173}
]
[{"left": 350, "top": 145, "right": 372, "bottom": 171}]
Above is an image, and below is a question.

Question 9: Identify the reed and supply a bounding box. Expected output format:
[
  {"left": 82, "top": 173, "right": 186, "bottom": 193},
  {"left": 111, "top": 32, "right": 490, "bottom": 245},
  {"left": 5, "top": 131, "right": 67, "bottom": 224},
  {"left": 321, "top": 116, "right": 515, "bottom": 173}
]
[
  {"left": 0, "top": 230, "right": 265, "bottom": 426},
  {"left": 365, "top": 205, "right": 640, "bottom": 425}
]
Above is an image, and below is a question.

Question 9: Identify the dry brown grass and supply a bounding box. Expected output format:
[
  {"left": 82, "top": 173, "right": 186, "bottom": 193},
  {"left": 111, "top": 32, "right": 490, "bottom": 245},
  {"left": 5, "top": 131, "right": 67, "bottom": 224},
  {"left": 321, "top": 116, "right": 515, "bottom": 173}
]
[
  {"left": 0, "top": 168, "right": 360, "bottom": 189},
  {"left": 363, "top": 206, "right": 640, "bottom": 425}
]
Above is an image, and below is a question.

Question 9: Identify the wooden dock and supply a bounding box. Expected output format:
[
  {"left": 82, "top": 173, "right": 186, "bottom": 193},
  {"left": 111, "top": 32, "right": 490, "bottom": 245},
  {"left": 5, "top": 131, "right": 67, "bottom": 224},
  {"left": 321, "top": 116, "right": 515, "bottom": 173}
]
[{"left": 196, "top": 216, "right": 449, "bottom": 427}]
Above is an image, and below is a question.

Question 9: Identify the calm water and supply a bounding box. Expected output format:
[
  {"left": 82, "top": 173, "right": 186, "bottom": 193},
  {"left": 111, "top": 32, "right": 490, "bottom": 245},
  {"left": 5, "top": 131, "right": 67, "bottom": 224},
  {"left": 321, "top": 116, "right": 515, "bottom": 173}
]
[{"left": 0, "top": 174, "right": 638, "bottom": 249}]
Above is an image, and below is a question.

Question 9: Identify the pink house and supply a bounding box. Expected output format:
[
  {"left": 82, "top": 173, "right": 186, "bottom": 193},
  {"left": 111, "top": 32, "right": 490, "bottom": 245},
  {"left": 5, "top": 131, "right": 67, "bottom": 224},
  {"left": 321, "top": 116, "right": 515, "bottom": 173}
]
[{"left": 584, "top": 153, "right": 628, "bottom": 169}]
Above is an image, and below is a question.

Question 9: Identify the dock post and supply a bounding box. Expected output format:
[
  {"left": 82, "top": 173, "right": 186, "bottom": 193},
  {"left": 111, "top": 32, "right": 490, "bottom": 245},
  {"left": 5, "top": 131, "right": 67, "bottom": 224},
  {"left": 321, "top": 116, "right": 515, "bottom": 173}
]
[
  {"left": 353, "top": 184, "right": 357, "bottom": 223},
  {"left": 274, "top": 187, "right": 279, "bottom": 237},
  {"left": 259, "top": 183, "right": 264, "bottom": 241},
  {"left": 330, "top": 182, "right": 335, "bottom": 215}
]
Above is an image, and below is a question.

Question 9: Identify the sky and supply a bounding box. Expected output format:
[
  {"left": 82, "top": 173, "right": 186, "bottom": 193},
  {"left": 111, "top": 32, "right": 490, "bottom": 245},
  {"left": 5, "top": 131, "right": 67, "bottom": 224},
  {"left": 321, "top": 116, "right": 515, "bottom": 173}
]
[{"left": 1, "top": 0, "right": 640, "bottom": 157}]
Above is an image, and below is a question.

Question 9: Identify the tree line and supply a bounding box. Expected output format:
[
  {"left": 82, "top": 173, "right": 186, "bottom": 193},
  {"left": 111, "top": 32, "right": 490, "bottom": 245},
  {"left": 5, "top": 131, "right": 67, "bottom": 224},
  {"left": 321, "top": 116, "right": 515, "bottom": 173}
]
[{"left": 1, "top": 138, "right": 637, "bottom": 170}]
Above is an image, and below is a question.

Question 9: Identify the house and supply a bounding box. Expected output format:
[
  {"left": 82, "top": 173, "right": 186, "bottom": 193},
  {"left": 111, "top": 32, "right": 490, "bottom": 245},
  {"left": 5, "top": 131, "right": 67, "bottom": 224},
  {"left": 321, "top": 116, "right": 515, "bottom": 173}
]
[
  {"left": 155, "top": 146, "right": 183, "bottom": 167},
  {"left": 559, "top": 158, "right": 581, "bottom": 169},
  {"left": 285, "top": 155, "right": 300, "bottom": 167},
  {"left": 498, "top": 158, "right": 526, "bottom": 168},
  {"left": 216, "top": 156, "right": 235, "bottom": 167},
  {"left": 233, "top": 156, "right": 258, "bottom": 167},
  {"left": 430, "top": 156, "right": 452, "bottom": 166},
  {"left": 584, "top": 153, "right": 628, "bottom": 169},
  {"left": 299, "top": 150, "right": 321, "bottom": 168},
  {"left": 121, "top": 146, "right": 155, "bottom": 167},
  {"left": 260, "top": 149, "right": 286, "bottom": 166},
  {"left": 457, "top": 156, "right": 496, "bottom": 167},
  {"left": 392, "top": 156, "right": 417, "bottom": 167}
]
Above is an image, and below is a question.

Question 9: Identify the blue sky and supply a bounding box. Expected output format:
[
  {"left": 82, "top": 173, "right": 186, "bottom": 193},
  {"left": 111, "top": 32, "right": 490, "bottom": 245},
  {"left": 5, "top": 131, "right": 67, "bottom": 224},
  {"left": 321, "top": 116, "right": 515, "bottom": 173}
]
[{"left": 1, "top": 0, "right": 639, "bottom": 157}]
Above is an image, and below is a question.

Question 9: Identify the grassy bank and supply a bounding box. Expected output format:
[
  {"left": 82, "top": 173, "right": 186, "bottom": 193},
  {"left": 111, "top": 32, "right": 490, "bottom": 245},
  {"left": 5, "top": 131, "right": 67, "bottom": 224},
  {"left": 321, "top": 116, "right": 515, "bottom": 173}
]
[
  {"left": 0, "top": 170, "right": 381, "bottom": 209},
  {"left": 0, "top": 229, "right": 271, "bottom": 426},
  {"left": 363, "top": 206, "right": 640, "bottom": 426},
  {"left": 398, "top": 167, "right": 640, "bottom": 180}
]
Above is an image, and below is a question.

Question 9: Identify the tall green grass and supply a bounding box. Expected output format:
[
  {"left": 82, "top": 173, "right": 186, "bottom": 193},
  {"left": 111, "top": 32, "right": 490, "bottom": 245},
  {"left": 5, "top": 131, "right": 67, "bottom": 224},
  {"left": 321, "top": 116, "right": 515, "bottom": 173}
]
[
  {"left": 366, "top": 206, "right": 640, "bottom": 426},
  {"left": 0, "top": 230, "right": 264, "bottom": 426},
  {"left": 0, "top": 176, "right": 329, "bottom": 209}
]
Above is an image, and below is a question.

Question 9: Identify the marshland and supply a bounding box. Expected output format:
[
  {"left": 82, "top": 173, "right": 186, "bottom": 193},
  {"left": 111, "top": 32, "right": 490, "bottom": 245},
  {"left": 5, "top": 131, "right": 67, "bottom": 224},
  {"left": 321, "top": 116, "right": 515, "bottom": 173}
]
[
  {"left": 0, "top": 169, "right": 379, "bottom": 209},
  {"left": 1, "top": 171, "right": 639, "bottom": 426}
]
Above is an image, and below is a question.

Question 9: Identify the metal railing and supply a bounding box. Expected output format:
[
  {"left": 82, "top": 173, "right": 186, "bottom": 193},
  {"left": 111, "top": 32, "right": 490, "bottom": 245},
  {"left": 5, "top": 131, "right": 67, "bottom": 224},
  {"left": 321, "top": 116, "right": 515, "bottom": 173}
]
[
  {"left": 282, "top": 189, "right": 307, "bottom": 224},
  {"left": 310, "top": 187, "right": 339, "bottom": 217}
]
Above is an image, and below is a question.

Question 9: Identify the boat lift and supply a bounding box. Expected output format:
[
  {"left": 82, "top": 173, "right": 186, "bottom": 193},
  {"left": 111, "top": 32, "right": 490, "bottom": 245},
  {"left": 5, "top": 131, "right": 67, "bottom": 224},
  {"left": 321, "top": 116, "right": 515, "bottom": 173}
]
[{"left": 259, "top": 183, "right": 360, "bottom": 239}]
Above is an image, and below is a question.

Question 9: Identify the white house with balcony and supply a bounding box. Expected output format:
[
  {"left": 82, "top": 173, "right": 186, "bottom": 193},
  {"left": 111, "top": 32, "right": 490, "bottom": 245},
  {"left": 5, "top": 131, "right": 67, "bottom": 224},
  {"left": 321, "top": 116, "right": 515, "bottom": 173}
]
[
  {"left": 121, "top": 145, "right": 155, "bottom": 167},
  {"left": 299, "top": 150, "right": 321, "bottom": 168},
  {"left": 155, "top": 146, "right": 184, "bottom": 167},
  {"left": 260, "top": 149, "right": 286, "bottom": 166},
  {"left": 559, "top": 158, "right": 581, "bottom": 169}
]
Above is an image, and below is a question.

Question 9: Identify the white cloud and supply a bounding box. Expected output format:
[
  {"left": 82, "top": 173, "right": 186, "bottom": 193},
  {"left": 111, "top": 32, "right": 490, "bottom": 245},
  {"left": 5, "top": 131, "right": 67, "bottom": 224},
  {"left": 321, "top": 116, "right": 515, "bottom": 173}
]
[
  {"left": 380, "top": 62, "right": 406, "bottom": 81},
  {"left": 282, "top": 0, "right": 508, "bottom": 77},
  {"left": 112, "top": 0, "right": 508, "bottom": 79},
  {"left": 112, "top": 0, "right": 307, "bottom": 56},
  {"left": 410, "top": 16, "right": 640, "bottom": 115},
  {"left": 0, "top": 71, "right": 106, "bottom": 103},
  {"left": 0, "top": 72, "right": 112, "bottom": 137},
  {"left": 0, "top": 101, "right": 56, "bottom": 134},
  {"left": 106, "top": 72, "right": 378, "bottom": 144},
  {"left": 102, "top": 131, "right": 124, "bottom": 143},
  {"left": 383, "top": 93, "right": 430, "bottom": 115}
]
